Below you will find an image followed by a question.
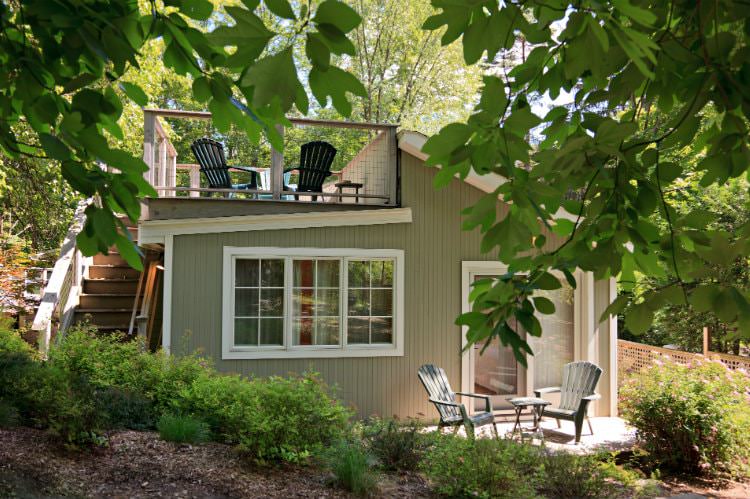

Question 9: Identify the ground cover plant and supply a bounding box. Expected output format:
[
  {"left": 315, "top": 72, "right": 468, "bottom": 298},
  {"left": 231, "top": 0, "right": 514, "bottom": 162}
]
[
  {"left": 621, "top": 358, "right": 750, "bottom": 477},
  {"left": 0, "top": 323, "right": 351, "bottom": 459}
]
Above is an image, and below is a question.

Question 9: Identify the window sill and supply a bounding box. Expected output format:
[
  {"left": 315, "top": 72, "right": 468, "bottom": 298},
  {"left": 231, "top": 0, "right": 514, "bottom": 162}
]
[{"left": 222, "top": 345, "right": 403, "bottom": 360}]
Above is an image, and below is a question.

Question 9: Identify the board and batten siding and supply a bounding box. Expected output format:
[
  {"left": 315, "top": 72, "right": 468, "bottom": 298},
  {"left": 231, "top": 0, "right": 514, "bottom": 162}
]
[{"left": 169, "top": 150, "right": 616, "bottom": 418}]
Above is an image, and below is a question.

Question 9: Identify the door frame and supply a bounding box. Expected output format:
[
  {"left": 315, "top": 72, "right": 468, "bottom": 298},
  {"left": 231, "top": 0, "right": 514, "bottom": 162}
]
[{"left": 460, "top": 261, "right": 585, "bottom": 414}]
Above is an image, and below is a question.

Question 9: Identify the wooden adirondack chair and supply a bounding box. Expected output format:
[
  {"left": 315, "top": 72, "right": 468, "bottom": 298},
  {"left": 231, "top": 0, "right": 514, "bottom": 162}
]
[
  {"left": 284, "top": 141, "right": 337, "bottom": 201},
  {"left": 418, "top": 364, "right": 499, "bottom": 438},
  {"left": 191, "top": 138, "right": 258, "bottom": 196},
  {"left": 534, "top": 361, "right": 602, "bottom": 443}
]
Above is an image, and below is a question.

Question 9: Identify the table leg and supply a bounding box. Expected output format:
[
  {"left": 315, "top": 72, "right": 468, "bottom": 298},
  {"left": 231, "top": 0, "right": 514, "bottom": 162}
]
[
  {"left": 337, "top": 186, "right": 343, "bottom": 203},
  {"left": 355, "top": 186, "right": 360, "bottom": 204},
  {"left": 512, "top": 406, "right": 522, "bottom": 437}
]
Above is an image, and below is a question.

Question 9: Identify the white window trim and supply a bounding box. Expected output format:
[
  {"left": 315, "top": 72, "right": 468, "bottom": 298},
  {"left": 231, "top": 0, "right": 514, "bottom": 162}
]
[{"left": 222, "top": 246, "right": 405, "bottom": 359}]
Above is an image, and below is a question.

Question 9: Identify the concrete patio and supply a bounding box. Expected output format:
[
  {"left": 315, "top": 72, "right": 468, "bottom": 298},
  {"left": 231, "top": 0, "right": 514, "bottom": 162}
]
[{"left": 428, "top": 416, "right": 636, "bottom": 454}]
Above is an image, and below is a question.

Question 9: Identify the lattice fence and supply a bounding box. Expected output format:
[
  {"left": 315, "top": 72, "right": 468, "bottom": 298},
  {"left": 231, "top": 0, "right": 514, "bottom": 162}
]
[{"left": 618, "top": 339, "right": 750, "bottom": 386}]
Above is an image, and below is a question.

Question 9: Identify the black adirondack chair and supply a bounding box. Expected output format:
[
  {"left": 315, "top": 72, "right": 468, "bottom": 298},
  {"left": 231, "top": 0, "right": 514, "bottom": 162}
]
[
  {"left": 418, "top": 364, "right": 499, "bottom": 438},
  {"left": 284, "top": 141, "right": 337, "bottom": 201},
  {"left": 535, "top": 361, "right": 602, "bottom": 443},
  {"left": 191, "top": 138, "right": 258, "bottom": 197}
]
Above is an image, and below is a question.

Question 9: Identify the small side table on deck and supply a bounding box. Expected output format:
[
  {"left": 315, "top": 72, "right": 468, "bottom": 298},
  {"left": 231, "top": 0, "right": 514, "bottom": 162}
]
[
  {"left": 507, "top": 397, "right": 550, "bottom": 441},
  {"left": 335, "top": 180, "right": 364, "bottom": 203}
]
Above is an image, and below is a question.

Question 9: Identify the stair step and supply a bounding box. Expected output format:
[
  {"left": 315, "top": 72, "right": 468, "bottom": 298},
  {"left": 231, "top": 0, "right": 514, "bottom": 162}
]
[
  {"left": 88, "top": 265, "right": 140, "bottom": 280},
  {"left": 74, "top": 309, "right": 132, "bottom": 327},
  {"left": 79, "top": 294, "right": 137, "bottom": 309},
  {"left": 93, "top": 253, "right": 127, "bottom": 265},
  {"left": 83, "top": 279, "right": 139, "bottom": 294}
]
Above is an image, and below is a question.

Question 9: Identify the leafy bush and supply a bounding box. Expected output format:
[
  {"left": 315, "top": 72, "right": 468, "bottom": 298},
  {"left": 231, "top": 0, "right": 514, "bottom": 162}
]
[
  {"left": 362, "top": 417, "right": 430, "bottom": 471},
  {"left": 157, "top": 414, "right": 210, "bottom": 443},
  {"left": 420, "top": 435, "right": 540, "bottom": 498},
  {"left": 322, "top": 440, "right": 379, "bottom": 496},
  {"left": 0, "top": 318, "right": 35, "bottom": 357},
  {"left": 620, "top": 358, "right": 750, "bottom": 476},
  {"left": 97, "top": 387, "right": 155, "bottom": 430},
  {"left": 0, "top": 400, "right": 19, "bottom": 427},
  {"left": 175, "top": 372, "right": 352, "bottom": 462},
  {"left": 48, "top": 326, "right": 208, "bottom": 414},
  {"left": 539, "top": 452, "right": 617, "bottom": 499}
]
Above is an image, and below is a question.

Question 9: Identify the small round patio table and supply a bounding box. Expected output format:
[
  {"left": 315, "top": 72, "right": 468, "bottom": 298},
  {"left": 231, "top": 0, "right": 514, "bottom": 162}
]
[{"left": 507, "top": 397, "right": 551, "bottom": 441}]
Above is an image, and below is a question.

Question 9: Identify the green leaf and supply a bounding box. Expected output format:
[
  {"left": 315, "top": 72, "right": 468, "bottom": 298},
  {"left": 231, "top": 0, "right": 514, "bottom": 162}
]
[
  {"left": 168, "top": 0, "right": 213, "bottom": 20},
  {"left": 210, "top": 7, "right": 273, "bottom": 64},
  {"left": 119, "top": 82, "right": 148, "bottom": 106},
  {"left": 114, "top": 232, "right": 144, "bottom": 271},
  {"left": 39, "top": 133, "right": 71, "bottom": 161},
  {"left": 533, "top": 296, "right": 556, "bottom": 314},
  {"left": 535, "top": 272, "right": 562, "bottom": 290},
  {"left": 314, "top": 0, "right": 361, "bottom": 33},
  {"left": 612, "top": 0, "right": 657, "bottom": 26},
  {"left": 688, "top": 284, "right": 721, "bottom": 313},
  {"left": 625, "top": 302, "right": 654, "bottom": 334},
  {"left": 309, "top": 66, "right": 366, "bottom": 116},
  {"left": 192, "top": 77, "right": 212, "bottom": 103},
  {"left": 306, "top": 33, "right": 331, "bottom": 70},
  {"left": 264, "top": 0, "right": 295, "bottom": 19},
  {"left": 600, "top": 295, "right": 629, "bottom": 322},
  {"left": 241, "top": 48, "right": 304, "bottom": 111}
]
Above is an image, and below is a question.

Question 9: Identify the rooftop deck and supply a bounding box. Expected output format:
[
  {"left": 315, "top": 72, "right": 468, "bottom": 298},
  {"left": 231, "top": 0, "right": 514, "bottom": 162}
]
[{"left": 141, "top": 109, "right": 399, "bottom": 220}]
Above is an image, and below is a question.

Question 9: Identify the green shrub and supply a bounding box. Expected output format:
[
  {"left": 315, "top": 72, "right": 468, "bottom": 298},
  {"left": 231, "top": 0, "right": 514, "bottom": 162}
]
[
  {"left": 539, "top": 452, "right": 618, "bottom": 499},
  {"left": 175, "top": 372, "right": 352, "bottom": 462},
  {"left": 322, "top": 440, "right": 379, "bottom": 496},
  {"left": 49, "top": 326, "right": 208, "bottom": 415},
  {"left": 0, "top": 400, "right": 20, "bottom": 427},
  {"left": 97, "top": 387, "right": 155, "bottom": 430},
  {"left": 0, "top": 318, "right": 35, "bottom": 357},
  {"left": 620, "top": 358, "right": 750, "bottom": 476},
  {"left": 420, "top": 435, "right": 540, "bottom": 498},
  {"left": 157, "top": 414, "right": 210, "bottom": 443},
  {"left": 362, "top": 417, "right": 429, "bottom": 471}
]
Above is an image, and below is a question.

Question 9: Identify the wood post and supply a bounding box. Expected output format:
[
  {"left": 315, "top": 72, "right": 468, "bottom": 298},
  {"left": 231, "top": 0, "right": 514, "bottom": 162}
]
[
  {"left": 270, "top": 124, "right": 284, "bottom": 200},
  {"left": 703, "top": 326, "right": 712, "bottom": 355}
]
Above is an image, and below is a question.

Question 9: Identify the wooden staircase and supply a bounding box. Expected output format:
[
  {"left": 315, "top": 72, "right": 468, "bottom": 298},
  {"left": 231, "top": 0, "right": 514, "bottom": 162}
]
[
  {"left": 74, "top": 250, "right": 140, "bottom": 333},
  {"left": 73, "top": 223, "right": 145, "bottom": 335}
]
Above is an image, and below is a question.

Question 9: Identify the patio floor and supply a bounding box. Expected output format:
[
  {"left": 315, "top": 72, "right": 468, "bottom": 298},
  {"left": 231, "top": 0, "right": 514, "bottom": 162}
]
[{"left": 427, "top": 416, "right": 636, "bottom": 454}]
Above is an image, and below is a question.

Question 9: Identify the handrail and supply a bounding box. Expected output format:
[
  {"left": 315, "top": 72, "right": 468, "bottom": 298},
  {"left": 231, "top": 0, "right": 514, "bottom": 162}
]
[
  {"left": 31, "top": 198, "right": 92, "bottom": 354},
  {"left": 142, "top": 107, "right": 399, "bottom": 129}
]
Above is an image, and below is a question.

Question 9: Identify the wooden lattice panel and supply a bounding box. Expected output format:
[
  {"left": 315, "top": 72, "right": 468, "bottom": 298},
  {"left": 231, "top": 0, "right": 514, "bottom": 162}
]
[{"left": 618, "top": 339, "right": 750, "bottom": 386}]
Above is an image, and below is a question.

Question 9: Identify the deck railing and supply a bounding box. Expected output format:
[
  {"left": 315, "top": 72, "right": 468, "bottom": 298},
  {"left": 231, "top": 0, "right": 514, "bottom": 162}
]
[
  {"left": 618, "top": 339, "right": 750, "bottom": 386},
  {"left": 143, "top": 108, "right": 399, "bottom": 205},
  {"left": 31, "top": 198, "right": 92, "bottom": 354}
]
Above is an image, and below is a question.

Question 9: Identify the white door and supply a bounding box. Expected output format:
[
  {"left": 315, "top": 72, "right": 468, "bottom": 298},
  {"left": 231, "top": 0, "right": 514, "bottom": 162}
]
[{"left": 461, "top": 262, "right": 577, "bottom": 412}]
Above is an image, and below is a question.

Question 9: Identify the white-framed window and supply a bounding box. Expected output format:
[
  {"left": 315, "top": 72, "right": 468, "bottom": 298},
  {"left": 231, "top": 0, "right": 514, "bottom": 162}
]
[{"left": 222, "top": 247, "right": 404, "bottom": 359}]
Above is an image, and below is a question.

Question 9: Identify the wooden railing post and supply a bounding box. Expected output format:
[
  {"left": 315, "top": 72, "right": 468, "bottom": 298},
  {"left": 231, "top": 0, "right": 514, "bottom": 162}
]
[
  {"left": 189, "top": 164, "right": 200, "bottom": 197},
  {"left": 703, "top": 326, "right": 711, "bottom": 355},
  {"left": 143, "top": 111, "right": 157, "bottom": 186},
  {"left": 270, "top": 124, "right": 285, "bottom": 200}
]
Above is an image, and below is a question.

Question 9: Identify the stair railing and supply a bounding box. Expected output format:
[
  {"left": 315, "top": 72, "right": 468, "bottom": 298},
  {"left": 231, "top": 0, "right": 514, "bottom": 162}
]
[{"left": 31, "top": 198, "right": 92, "bottom": 354}]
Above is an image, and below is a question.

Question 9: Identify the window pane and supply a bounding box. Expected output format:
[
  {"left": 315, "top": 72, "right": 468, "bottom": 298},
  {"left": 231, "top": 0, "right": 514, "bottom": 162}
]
[
  {"left": 235, "top": 289, "right": 259, "bottom": 316},
  {"left": 235, "top": 259, "right": 259, "bottom": 286},
  {"left": 371, "top": 317, "right": 393, "bottom": 343},
  {"left": 293, "top": 259, "right": 315, "bottom": 287},
  {"left": 317, "top": 288, "right": 340, "bottom": 316},
  {"left": 347, "top": 318, "right": 369, "bottom": 344},
  {"left": 317, "top": 260, "right": 340, "bottom": 287},
  {"left": 348, "top": 289, "right": 370, "bottom": 316},
  {"left": 316, "top": 318, "right": 339, "bottom": 345},
  {"left": 348, "top": 260, "right": 370, "bottom": 287},
  {"left": 292, "top": 288, "right": 314, "bottom": 317},
  {"left": 235, "top": 318, "right": 258, "bottom": 345},
  {"left": 371, "top": 260, "right": 393, "bottom": 287},
  {"left": 371, "top": 289, "right": 392, "bottom": 316},
  {"left": 260, "top": 288, "right": 284, "bottom": 316},
  {"left": 261, "top": 259, "right": 284, "bottom": 287},
  {"left": 260, "top": 318, "right": 283, "bottom": 345},
  {"left": 292, "top": 318, "right": 314, "bottom": 345}
]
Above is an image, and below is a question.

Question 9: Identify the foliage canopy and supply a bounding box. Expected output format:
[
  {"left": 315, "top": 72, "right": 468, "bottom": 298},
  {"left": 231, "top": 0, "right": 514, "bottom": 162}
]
[{"left": 421, "top": 0, "right": 750, "bottom": 361}]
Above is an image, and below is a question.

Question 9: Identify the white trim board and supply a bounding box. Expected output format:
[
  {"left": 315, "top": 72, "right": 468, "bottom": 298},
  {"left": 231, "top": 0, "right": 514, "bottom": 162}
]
[{"left": 139, "top": 207, "right": 413, "bottom": 244}]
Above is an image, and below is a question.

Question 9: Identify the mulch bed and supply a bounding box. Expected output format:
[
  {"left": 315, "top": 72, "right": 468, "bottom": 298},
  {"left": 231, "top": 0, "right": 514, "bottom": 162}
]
[{"left": 0, "top": 427, "right": 432, "bottom": 498}]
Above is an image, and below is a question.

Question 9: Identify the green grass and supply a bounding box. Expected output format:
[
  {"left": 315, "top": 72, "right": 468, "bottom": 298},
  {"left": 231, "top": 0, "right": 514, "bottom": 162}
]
[{"left": 156, "top": 414, "right": 209, "bottom": 444}]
